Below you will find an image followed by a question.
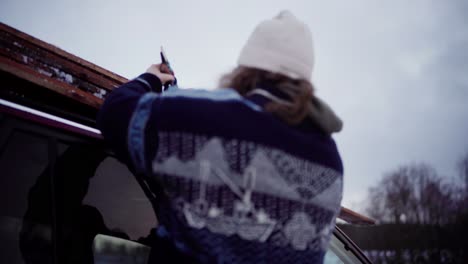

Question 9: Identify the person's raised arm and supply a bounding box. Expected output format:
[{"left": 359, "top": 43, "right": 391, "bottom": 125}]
[{"left": 96, "top": 64, "right": 175, "bottom": 163}]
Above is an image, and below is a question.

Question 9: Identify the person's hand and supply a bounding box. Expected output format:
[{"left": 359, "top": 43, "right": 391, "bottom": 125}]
[{"left": 146, "top": 63, "right": 175, "bottom": 85}]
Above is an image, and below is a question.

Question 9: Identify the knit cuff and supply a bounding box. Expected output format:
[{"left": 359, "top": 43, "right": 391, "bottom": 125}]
[{"left": 135, "top": 73, "right": 163, "bottom": 93}]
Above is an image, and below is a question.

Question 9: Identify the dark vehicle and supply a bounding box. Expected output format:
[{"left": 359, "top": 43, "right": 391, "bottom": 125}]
[{"left": 0, "top": 22, "right": 373, "bottom": 264}]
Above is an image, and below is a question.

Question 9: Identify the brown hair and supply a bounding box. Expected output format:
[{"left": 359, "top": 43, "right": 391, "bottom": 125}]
[{"left": 219, "top": 66, "right": 313, "bottom": 125}]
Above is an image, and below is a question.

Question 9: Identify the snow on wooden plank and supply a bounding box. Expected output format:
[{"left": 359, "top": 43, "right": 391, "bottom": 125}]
[{"left": 0, "top": 22, "right": 127, "bottom": 108}]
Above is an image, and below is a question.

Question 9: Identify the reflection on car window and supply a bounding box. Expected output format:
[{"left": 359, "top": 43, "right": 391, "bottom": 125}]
[
  {"left": 0, "top": 128, "right": 51, "bottom": 263},
  {"left": 324, "top": 249, "right": 345, "bottom": 264},
  {"left": 20, "top": 144, "right": 110, "bottom": 263},
  {"left": 0, "top": 112, "right": 156, "bottom": 263},
  {"left": 84, "top": 156, "right": 156, "bottom": 239}
]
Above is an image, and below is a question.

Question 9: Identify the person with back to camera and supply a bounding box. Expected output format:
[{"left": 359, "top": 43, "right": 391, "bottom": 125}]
[{"left": 98, "top": 10, "right": 344, "bottom": 264}]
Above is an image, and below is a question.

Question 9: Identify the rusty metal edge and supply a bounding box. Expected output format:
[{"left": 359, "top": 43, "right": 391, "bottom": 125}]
[{"left": 339, "top": 206, "right": 376, "bottom": 225}]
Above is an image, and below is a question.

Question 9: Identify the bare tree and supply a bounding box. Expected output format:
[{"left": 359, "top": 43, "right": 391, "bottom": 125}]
[
  {"left": 455, "top": 151, "right": 468, "bottom": 223},
  {"left": 457, "top": 151, "right": 468, "bottom": 197},
  {"left": 362, "top": 158, "right": 468, "bottom": 263},
  {"left": 366, "top": 163, "right": 459, "bottom": 224}
]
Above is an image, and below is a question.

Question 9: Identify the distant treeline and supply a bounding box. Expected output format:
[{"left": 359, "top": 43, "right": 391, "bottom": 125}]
[{"left": 342, "top": 152, "right": 468, "bottom": 263}]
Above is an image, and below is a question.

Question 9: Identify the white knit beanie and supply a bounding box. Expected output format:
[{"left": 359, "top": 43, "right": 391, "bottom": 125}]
[{"left": 237, "top": 10, "right": 314, "bottom": 81}]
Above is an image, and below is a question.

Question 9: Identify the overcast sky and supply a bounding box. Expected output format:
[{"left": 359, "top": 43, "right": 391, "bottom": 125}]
[{"left": 1, "top": 0, "right": 467, "bottom": 211}]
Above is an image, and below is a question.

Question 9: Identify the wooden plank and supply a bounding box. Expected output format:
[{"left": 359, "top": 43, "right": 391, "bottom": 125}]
[
  {"left": 0, "top": 22, "right": 128, "bottom": 108},
  {"left": 0, "top": 22, "right": 127, "bottom": 85},
  {"left": 0, "top": 30, "right": 120, "bottom": 92},
  {"left": 0, "top": 57, "right": 103, "bottom": 108}
]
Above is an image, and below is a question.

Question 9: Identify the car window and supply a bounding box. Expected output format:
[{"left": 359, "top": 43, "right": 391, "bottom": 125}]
[{"left": 0, "top": 110, "right": 155, "bottom": 263}]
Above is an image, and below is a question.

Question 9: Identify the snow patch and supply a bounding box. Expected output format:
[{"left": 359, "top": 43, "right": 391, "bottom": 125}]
[
  {"left": 93, "top": 89, "right": 107, "bottom": 99},
  {"left": 64, "top": 74, "right": 74, "bottom": 84},
  {"left": 21, "top": 55, "right": 28, "bottom": 63},
  {"left": 51, "top": 67, "right": 74, "bottom": 84},
  {"left": 37, "top": 69, "right": 53, "bottom": 77},
  {"left": 13, "top": 42, "right": 22, "bottom": 48}
]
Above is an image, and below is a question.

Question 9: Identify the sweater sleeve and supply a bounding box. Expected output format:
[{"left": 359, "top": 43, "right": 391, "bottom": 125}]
[{"left": 96, "top": 73, "right": 163, "bottom": 163}]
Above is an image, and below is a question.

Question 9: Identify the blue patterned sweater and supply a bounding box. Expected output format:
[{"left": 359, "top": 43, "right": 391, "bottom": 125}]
[{"left": 97, "top": 73, "right": 343, "bottom": 263}]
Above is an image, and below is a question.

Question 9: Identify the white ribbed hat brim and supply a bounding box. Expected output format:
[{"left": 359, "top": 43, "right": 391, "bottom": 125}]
[{"left": 237, "top": 44, "right": 313, "bottom": 81}]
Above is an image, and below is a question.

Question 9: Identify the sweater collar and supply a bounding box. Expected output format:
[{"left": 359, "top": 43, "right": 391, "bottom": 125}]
[{"left": 244, "top": 85, "right": 343, "bottom": 135}]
